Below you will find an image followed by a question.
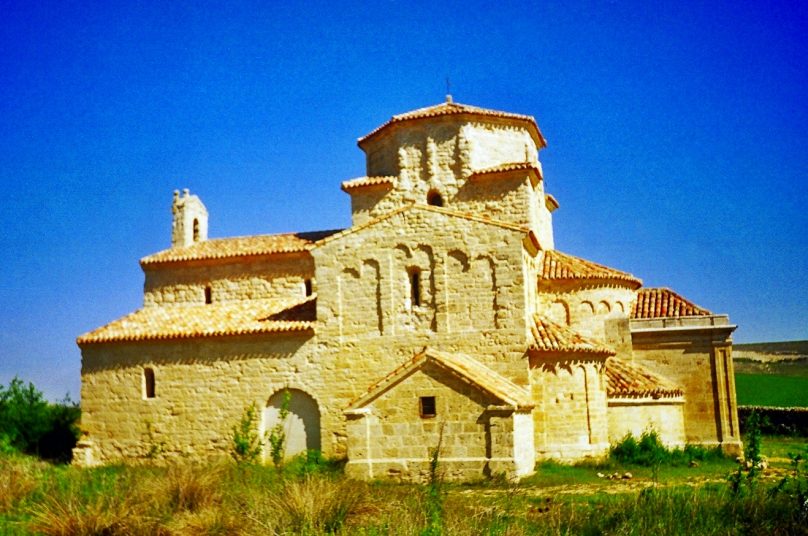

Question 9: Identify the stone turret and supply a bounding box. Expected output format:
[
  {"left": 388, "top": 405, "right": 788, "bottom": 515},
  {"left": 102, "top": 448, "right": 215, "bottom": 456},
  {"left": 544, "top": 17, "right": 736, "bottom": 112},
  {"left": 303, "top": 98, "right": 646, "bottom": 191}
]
[
  {"left": 343, "top": 99, "right": 555, "bottom": 248},
  {"left": 171, "top": 189, "right": 208, "bottom": 248}
]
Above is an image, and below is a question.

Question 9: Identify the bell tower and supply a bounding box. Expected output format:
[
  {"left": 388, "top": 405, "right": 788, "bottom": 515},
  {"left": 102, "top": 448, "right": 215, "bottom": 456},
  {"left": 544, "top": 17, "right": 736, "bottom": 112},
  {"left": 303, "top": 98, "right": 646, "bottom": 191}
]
[{"left": 171, "top": 189, "right": 208, "bottom": 248}]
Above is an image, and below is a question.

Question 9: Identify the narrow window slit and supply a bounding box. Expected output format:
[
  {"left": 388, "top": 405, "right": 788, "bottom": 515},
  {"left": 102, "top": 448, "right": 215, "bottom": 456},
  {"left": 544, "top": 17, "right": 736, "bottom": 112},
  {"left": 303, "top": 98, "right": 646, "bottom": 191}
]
[
  {"left": 410, "top": 269, "right": 421, "bottom": 307},
  {"left": 143, "top": 367, "right": 156, "bottom": 399},
  {"left": 204, "top": 286, "right": 212, "bottom": 304}
]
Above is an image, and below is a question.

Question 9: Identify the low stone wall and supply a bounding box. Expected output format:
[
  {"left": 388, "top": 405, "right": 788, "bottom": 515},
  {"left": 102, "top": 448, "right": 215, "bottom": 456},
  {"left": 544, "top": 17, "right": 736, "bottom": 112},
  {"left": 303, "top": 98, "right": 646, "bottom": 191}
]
[{"left": 738, "top": 406, "right": 808, "bottom": 436}]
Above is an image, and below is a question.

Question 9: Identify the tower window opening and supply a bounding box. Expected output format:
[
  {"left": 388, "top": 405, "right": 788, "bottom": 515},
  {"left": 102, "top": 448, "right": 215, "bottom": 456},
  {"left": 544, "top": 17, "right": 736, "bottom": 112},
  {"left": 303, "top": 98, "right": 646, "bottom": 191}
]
[
  {"left": 409, "top": 268, "right": 421, "bottom": 307},
  {"left": 192, "top": 219, "right": 200, "bottom": 242},
  {"left": 305, "top": 279, "right": 313, "bottom": 297},
  {"left": 420, "top": 396, "right": 436, "bottom": 418},
  {"left": 204, "top": 286, "right": 212, "bottom": 304},
  {"left": 427, "top": 190, "right": 444, "bottom": 207},
  {"left": 143, "top": 367, "right": 156, "bottom": 399}
]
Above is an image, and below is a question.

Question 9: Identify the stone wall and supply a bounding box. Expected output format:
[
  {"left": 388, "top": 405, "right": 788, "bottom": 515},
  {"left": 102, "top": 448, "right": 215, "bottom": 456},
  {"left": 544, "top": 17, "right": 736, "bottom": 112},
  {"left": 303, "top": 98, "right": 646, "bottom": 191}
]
[
  {"left": 79, "top": 333, "right": 324, "bottom": 464},
  {"left": 351, "top": 120, "right": 552, "bottom": 241},
  {"left": 529, "top": 356, "right": 610, "bottom": 459},
  {"left": 630, "top": 316, "right": 741, "bottom": 454},
  {"left": 344, "top": 361, "right": 533, "bottom": 482},
  {"left": 143, "top": 254, "right": 313, "bottom": 306},
  {"left": 313, "top": 206, "right": 534, "bottom": 390},
  {"left": 536, "top": 281, "right": 635, "bottom": 346},
  {"left": 607, "top": 399, "right": 686, "bottom": 447}
]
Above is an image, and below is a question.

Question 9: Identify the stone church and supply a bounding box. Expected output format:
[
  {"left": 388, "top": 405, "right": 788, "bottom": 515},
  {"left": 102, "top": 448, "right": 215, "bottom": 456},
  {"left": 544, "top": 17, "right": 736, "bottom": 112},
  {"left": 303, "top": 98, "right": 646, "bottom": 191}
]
[{"left": 75, "top": 99, "right": 741, "bottom": 480}]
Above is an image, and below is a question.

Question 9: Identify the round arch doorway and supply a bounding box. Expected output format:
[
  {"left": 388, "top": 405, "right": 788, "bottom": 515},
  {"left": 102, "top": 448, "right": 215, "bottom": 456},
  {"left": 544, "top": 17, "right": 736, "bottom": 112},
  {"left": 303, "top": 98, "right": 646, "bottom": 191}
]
[{"left": 263, "top": 389, "right": 321, "bottom": 461}]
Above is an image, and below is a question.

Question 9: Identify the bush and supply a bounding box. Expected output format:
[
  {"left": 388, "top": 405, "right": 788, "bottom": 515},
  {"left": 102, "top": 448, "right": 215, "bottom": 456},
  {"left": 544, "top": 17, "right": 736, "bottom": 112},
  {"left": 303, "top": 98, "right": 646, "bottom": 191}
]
[
  {"left": 283, "top": 449, "right": 345, "bottom": 479},
  {"left": 0, "top": 378, "right": 79, "bottom": 463},
  {"left": 610, "top": 430, "right": 726, "bottom": 467},
  {"left": 230, "top": 403, "right": 262, "bottom": 464}
]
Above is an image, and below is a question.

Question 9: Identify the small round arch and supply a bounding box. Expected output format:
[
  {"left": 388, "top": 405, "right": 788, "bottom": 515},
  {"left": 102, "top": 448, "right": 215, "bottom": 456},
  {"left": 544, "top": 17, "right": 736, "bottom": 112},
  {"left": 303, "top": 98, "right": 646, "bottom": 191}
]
[{"left": 427, "top": 190, "right": 444, "bottom": 207}]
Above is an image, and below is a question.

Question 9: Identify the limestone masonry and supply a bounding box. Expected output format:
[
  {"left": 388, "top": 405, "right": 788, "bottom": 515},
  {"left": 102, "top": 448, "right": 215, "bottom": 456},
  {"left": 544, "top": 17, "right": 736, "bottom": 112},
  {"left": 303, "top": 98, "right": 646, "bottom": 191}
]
[{"left": 75, "top": 98, "right": 741, "bottom": 480}]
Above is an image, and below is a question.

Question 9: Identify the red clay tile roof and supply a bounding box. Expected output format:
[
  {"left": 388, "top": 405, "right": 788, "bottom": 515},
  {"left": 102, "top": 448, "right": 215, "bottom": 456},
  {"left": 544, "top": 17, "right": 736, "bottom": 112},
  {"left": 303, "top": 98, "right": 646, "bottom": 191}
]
[
  {"left": 529, "top": 315, "right": 615, "bottom": 355},
  {"left": 140, "top": 230, "right": 341, "bottom": 266},
  {"left": 346, "top": 348, "right": 533, "bottom": 411},
  {"left": 358, "top": 100, "right": 547, "bottom": 149},
  {"left": 469, "top": 163, "right": 543, "bottom": 187},
  {"left": 340, "top": 176, "right": 396, "bottom": 192},
  {"left": 545, "top": 194, "right": 559, "bottom": 212},
  {"left": 605, "top": 358, "right": 684, "bottom": 399},
  {"left": 540, "top": 250, "right": 642, "bottom": 289},
  {"left": 77, "top": 297, "right": 315, "bottom": 345},
  {"left": 631, "top": 287, "right": 712, "bottom": 319}
]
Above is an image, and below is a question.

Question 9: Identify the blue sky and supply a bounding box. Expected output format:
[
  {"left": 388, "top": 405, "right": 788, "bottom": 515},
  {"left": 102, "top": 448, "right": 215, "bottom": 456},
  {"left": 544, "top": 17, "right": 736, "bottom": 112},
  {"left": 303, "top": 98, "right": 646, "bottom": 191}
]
[{"left": 1, "top": 0, "right": 805, "bottom": 400}]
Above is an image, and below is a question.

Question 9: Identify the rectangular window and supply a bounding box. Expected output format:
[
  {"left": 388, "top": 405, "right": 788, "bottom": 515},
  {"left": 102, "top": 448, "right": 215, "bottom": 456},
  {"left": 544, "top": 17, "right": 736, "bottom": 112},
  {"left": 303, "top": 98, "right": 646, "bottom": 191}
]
[
  {"left": 204, "top": 286, "right": 212, "bottom": 304},
  {"left": 143, "top": 367, "right": 156, "bottom": 399},
  {"left": 419, "top": 396, "right": 436, "bottom": 418},
  {"left": 305, "top": 279, "right": 313, "bottom": 297},
  {"left": 410, "top": 269, "right": 421, "bottom": 307}
]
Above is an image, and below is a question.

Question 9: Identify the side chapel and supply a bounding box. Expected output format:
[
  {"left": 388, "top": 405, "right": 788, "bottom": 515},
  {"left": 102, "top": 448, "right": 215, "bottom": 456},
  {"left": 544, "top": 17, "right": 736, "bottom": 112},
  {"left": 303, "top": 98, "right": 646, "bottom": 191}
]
[{"left": 75, "top": 98, "right": 741, "bottom": 480}]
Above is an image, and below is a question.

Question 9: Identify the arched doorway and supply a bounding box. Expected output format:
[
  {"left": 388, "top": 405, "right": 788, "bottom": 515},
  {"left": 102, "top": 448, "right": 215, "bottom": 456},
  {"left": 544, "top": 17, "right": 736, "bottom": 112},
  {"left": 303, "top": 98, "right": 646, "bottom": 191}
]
[{"left": 263, "top": 389, "right": 321, "bottom": 460}]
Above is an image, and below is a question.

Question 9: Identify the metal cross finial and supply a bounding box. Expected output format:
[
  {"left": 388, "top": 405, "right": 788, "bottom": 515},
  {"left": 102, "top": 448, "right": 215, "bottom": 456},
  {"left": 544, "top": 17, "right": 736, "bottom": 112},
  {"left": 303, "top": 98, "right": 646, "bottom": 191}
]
[{"left": 445, "top": 77, "right": 452, "bottom": 103}]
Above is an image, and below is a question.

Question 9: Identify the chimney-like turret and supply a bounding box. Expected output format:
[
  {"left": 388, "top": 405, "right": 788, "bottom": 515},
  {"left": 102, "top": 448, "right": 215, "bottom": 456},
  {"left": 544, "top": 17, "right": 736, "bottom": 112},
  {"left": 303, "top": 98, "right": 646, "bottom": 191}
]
[{"left": 171, "top": 189, "right": 208, "bottom": 248}]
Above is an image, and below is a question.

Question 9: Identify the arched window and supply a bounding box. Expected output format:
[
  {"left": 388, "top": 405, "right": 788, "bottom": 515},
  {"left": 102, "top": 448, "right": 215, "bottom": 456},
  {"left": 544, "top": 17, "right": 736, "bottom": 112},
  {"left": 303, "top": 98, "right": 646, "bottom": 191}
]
[
  {"left": 409, "top": 268, "right": 421, "bottom": 307},
  {"left": 192, "top": 219, "right": 200, "bottom": 242},
  {"left": 427, "top": 190, "right": 444, "bottom": 207},
  {"left": 143, "top": 367, "right": 156, "bottom": 399}
]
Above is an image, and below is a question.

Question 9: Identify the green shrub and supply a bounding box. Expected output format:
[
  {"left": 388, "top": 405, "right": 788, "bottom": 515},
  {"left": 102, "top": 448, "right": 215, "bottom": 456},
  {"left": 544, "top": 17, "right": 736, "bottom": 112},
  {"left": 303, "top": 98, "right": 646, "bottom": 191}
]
[
  {"left": 230, "top": 403, "right": 262, "bottom": 464},
  {"left": 0, "top": 378, "right": 79, "bottom": 463},
  {"left": 610, "top": 430, "right": 727, "bottom": 468},
  {"left": 284, "top": 449, "right": 344, "bottom": 479}
]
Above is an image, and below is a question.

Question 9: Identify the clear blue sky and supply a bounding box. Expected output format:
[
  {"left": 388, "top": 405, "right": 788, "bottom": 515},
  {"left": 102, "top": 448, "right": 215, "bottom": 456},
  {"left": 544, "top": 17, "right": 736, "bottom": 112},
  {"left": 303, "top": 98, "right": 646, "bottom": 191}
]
[{"left": 1, "top": 1, "right": 805, "bottom": 401}]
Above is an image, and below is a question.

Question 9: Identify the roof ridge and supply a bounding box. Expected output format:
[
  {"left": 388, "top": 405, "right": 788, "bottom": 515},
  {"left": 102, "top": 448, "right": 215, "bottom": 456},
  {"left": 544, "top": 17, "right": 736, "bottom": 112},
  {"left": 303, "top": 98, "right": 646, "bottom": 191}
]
[
  {"left": 140, "top": 229, "right": 342, "bottom": 266},
  {"left": 632, "top": 287, "right": 712, "bottom": 319},
  {"left": 530, "top": 314, "right": 615, "bottom": 355},
  {"left": 605, "top": 357, "right": 684, "bottom": 398},
  {"left": 358, "top": 101, "right": 546, "bottom": 149},
  {"left": 540, "top": 250, "right": 642, "bottom": 288},
  {"left": 77, "top": 296, "right": 315, "bottom": 345},
  {"left": 313, "top": 203, "right": 528, "bottom": 248},
  {"left": 346, "top": 348, "right": 532, "bottom": 411}
]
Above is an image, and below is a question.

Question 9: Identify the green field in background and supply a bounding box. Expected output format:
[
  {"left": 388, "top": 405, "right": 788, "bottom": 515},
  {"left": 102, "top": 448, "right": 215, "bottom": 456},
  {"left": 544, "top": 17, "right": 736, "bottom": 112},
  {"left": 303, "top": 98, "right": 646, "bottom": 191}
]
[{"left": 735, "top": 373, "right": 808, "bottom": 407}]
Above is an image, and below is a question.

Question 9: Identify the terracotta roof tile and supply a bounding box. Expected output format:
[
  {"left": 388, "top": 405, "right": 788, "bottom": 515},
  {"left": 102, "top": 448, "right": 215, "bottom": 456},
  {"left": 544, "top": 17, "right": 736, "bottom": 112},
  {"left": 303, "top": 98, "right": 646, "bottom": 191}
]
[
  {"left": 340, "top": 176, "right": 396, "bottom": 192},
  {"left": 529, "top": 315, "right": 615, "bottom": 355},
  {"left": 631, "top": 287, "right": 712, "bottom": 319},
  {"left": 605, "top": 358, "right": 683, "bottom": 398},
  {"left": 77, "top": 297, "right": 315, "bottom": 345},
  {"left": 140, "top": 230, "right": 341, "bottom": 266},
  {"left": 347, "top": 348, "right": 533, "bottom": 411},
  {"left": 358, "top": 100, "right": 547, "bottom": 149},
  {"left": 540, "top": 250, "right": 642, "bottom": 288},
  {"left": 469, "top": 162, "right": 543, "bottom": 187},
  {"left": 545, "top": 193, "right": 559, "bottom": 212}
]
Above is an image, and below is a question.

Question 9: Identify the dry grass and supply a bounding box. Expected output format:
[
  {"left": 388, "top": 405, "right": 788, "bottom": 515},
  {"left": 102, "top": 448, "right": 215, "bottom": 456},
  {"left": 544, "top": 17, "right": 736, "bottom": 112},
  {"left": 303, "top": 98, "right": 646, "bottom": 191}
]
[
  {"left": 5, "top": 450, "right": 806, "bottom": 535},
  {"left": 0, "top": 454, "right": 44, "bottom": 512},
  {"left": 263, "top": 474, "right": 377, "bottom": 533},
  {"left": 158, "top": 462, "right": 224, "bottom": 514},
  {"left": 26, "top": 490, "right": 153, "bottom": 536}
]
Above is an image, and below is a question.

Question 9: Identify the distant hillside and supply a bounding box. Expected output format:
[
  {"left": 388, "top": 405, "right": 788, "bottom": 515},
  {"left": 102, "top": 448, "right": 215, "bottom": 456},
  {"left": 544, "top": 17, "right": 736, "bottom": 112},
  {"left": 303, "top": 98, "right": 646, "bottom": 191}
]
[
  {"left": 733, "top": 340, "right": 808, "bottom": 378},
  {"left": 734, "top": 340, "right": 808, "bottom": 356}
]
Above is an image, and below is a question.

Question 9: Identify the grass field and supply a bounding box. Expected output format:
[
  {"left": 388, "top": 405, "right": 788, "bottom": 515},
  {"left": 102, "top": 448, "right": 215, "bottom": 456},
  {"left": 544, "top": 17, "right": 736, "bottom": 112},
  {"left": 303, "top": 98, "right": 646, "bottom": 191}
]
[
  {"left": 734, "top": 373, "right": 808, "bottom": 407},
  {"left": 1, "top": 436, "right": 806, "bottom": 535}
]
